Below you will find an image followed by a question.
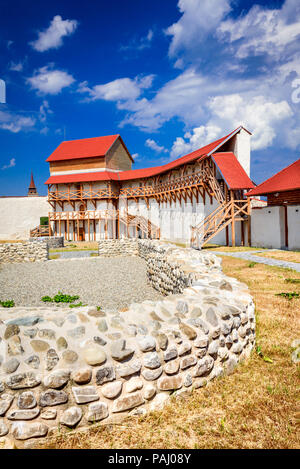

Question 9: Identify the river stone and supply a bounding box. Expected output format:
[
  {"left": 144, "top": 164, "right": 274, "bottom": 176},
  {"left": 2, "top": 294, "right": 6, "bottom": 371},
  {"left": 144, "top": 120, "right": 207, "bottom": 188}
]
[
  {"left": 62, "top": 350, "right": 78, "bottom": 364},
  {"left": 164, "top": 359, "right": 180, "bottom": 375},
  {"left": 101, "top": 381, "right": 122, "bottom": 399},
  {"left": 221, "top": 321, "right": 232, "bottom": 336},
  {"left": 124, "top": 378, "right": 143, "bottom": 393},
  {"left": 17, "top": 391, "right": 36, "bottom": 409},
  {"left": 3, "top": 358, "right": 20, "bottom": 374},
  {"left": 193, "top": 378, "right": 208, "bottom": 389},
  {"left": 83, "top": 343, "right": 107, "bottom": 366},
  {"left": 96, "top": 366, "right": 116, "bottom": 384},
  {"left": 208, "top": 341, "right": 219, "bottom": 357},
  {"left": 232, "top": 329, "right": 239, "bottom": 342},
  {"left": 112, "top": 391, "right": 144, "bottom": 413},
  {"left": 178, "top": 341, "right": 192, "bottom": 356},
  {"left": 98, "top": 319, "right": 108, "bottom": 332},
  {"left": 88, "top": 308, "right": 106, "bottom": 318},
  {"left": 0, "top": 421, "right": 8, "bottom": 436},
  {"left": 179, "top": 323, "right": 197, "bottom": 340},
  {"left": 184, "top": 373, "right": 193, "bottom": 387},
  {"left": 60, "top": 406, "right": 82, "bottom": 428},
  {"left": 30, "top": 340, "right": 49, "bottom": 353},
  {"left": 164, "top": 346, "right": 178, "bottom": 361},
  {"left": 225, "top": 356, "right": 238, "bottom": 375},
  {"left": 0, "top": 394, "right": 14, "bottom": 416},
  {"left": 195, "top": 318, "right": 210, "bottom": 335},
  {"left": 0, "top": 382, "right": 4, "bottom": 393},
  {"left": 41, "top": 409, "right": 57, "bottom": 420},
  {"left": 116, "top": 360, "right": 142, "bottom": 379},
  {"left": 6, "top": 373, "right": 41, "bottom": 390},
  {"left": 57, "top": 337, "right": 68, "bottom": 351},
  {"left": 72, "top": 386, "right": 99, "bottom": 404},
  {"left": 110, "top": 340, "right": 134, "bottom": 362},
  {"left": 39, "top": 390, "right": 68, "bottom": 407},
  {"left": 4, "top": 324, "right": 20, "bottom": 340},
  {"left": 72, "top": 368, "right": 92, "bottom": 384},
  {"left": 206, "top": 308, "right": 219, "bottom": 327},
  {"left": 7, "top": 408, "right": 40, "bottom": 420},
  {"left": 43, "top": 370, "right": 70, "bottom": 389},
  {"left": 7, "top": 336, "right": 24, "bottom": 356},
  {"left": 181, "top": 355, "right": 197, "bottom": 370},
  {"left": 143, "top": 384, "right": 156, "bottom": 400},
  {"left": 141, "top": 367, "right": 163, "bottom": 381},
  {"left": 94, "top": 336, "right": 107, "bottom": 346},
  {"left": 232, "top": 342, "right": 243, "bottom": 354},
  {"left": 190, "top": 307, "right": 202, "bottom": 318},
  {"left": 87, "top": 402, "right": 109, "bottom": 422},
  {"left": 11, "top": 422, "right": 48, "bottom": 440},
  {"left": 157, "top": 375, "right": 183, "bottom": 391},
  {"left": 25, "top": 355, "right": 40, "bottom": 370},
  {"left": 137, "top": 336, "right": 156, "bottom": 352},
  {"left": 46, "top": 348, "right": 59, "bottom": 371},
  {"left": 143, "top": 352, "right": 161, "bottom": 369},
  {"left": 193, "top": 356, "right": 215, "bottom": 377},
  {"left": 39, "top": 329, "right": 56, "bottom": 340},
  {"left": 156, "top": 333, "right": 168, "bottom": 350},
  {"left": 8, "top": 317, "right": 42, "bottom": 327},
  {"left": 196, "top": 348, "right": 206, "bottom": 358},
  {"left": 67, "top": 326, "right": 85, "bottom": 339}
]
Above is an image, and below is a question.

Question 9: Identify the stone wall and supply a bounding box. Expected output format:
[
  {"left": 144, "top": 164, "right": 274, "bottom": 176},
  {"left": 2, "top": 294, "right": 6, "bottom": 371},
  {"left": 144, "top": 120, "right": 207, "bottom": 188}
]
[
  {"left": 29, "top": 236, "right": 64, "bottom": 249},
  {"left": 0, "top": 241, "right": 48, "bottom": 264},
  {"left": 98, "top": 239, "right": 139, "bottom": 257},
  {"left": 0, "top": 240, "right": 255, "bottom": 446}
]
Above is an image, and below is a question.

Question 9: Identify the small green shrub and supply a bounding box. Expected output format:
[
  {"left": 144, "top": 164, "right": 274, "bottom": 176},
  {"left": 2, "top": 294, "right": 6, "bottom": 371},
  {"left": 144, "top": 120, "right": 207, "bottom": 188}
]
[
  {"left": 41, "top": 292, "right": 80, "bottom": 304},
  {"left": 276, "top": 292, "right": 300, "bottom": 300},
  {"left": 0, "top": 299, "right": 15, "bottom": 308},
  {"left": 69, "top": 302, "right": 87, "bottom": 308},
  {"left": 285, "top": 278, "right": 300, "bottom": 284},
  {"left": 248, "top": 262, "right": 257, "bottom": 268}
]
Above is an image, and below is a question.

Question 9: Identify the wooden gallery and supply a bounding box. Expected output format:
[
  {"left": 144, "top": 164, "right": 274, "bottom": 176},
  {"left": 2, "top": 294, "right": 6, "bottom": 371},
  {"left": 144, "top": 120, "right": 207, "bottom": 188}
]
[{"left": 44, "top": 126, "right": 256, "bottom": 248}]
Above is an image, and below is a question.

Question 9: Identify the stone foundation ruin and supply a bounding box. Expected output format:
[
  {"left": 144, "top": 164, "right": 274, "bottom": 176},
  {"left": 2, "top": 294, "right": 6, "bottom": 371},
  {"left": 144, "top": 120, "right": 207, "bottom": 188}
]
[{"left": 0, "top": 240, "right": 255, "bottom": 446}]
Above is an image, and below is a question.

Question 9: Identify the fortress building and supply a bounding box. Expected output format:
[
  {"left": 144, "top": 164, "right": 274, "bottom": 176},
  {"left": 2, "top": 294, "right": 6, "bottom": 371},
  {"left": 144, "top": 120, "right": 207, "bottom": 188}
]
[{"left": 44, "top": 126, "right": 254, "bottom": 247}]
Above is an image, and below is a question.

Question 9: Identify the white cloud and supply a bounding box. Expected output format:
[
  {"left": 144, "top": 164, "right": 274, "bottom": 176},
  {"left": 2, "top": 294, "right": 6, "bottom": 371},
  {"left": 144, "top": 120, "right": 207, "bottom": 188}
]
[
  {"left": 9, "top": 61, "right": 24, "bottom": 72},
  {"left": 30, "top": 15, "right": 78, "bottom": 52},
  {"left": 27, "top": 65, "right": 75, "bottom": 95},
  {"left": 0, "top": 110, "right": 36, "bottom": 133},
  {"left": 217, "top": 0, "right": 300, "bottom": 59},
  {"left": 171, "top": 125, "right": 221, "bottom": 158},
  {"left": 39, "top": 100, "right": 53, "bottom": 122},
  {"left": 120, "top": 29, "right": 154, "bottom": 51},
  {"left": 1, "top": 158, "right": 16, "bottom": 170},
  {"left": 166, "top": 0, "right": 231, "bottom": 59},
  {"left": 207, "top": 94, "right": 292, "bottom": 150},
  {"left": 145, "top": 138, "right": 167, "bottom": 154}
]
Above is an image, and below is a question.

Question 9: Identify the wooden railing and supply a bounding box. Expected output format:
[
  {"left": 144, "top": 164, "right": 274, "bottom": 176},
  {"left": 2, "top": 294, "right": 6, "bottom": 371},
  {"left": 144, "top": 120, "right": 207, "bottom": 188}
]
[
  {"left": 30, "top": 225, "right": 51, "bottom": 237},
  {"left": 49, "top": 210, "right": 160, "bottom": 240},
  {"left": 191, "top": 200, "right": 249, "bottom": 249},
  {"left": 48, "top": 167, "right": 226, "bottom": 203}
]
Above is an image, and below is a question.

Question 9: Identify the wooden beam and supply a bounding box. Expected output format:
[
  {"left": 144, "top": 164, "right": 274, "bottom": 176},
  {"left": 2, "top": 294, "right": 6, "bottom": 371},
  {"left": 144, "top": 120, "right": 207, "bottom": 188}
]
[
  {"left": 230, "top": 191, "right": 235, "bottom": 247},
  {"left": 247, "top": 197, "right": 251, "bottom": 247}
]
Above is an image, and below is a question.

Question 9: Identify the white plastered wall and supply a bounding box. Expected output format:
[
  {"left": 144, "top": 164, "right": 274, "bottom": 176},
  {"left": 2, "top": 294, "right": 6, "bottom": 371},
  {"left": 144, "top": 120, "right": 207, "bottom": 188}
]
[
  {"left": 251, "top": 206, "right": 285, "bottom": 249},
  {"left": 287, "top": 205, "right": 300, "bottom": 250},
  {"left": 0, "top": 197, "right": 50, "bottom": 240}
]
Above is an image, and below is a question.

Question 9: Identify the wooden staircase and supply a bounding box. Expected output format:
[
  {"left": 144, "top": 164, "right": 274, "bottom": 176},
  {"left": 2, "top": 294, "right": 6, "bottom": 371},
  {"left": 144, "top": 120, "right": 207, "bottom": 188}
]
[
  {"left": 30, "top": 224, "right": 51, "bottom": 238},
  {"left": 120, "top": 213, "right": 160, "bottom": 239},
  {"left": 191, "top": 199, "right": 249, "bottom": 249}
]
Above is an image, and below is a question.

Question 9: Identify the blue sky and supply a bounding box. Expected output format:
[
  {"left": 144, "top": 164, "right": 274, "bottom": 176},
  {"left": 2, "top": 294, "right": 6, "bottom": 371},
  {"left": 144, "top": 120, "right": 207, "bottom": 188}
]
[{"left": 0, "top": 0, "right": 300, "bottom": 196}]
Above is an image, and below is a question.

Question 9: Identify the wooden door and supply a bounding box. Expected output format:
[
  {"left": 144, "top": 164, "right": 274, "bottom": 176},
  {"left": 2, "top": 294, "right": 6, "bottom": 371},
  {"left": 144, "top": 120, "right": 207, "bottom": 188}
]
[{"left": 79, "top": 227, "right": 85, "bottom": 241}]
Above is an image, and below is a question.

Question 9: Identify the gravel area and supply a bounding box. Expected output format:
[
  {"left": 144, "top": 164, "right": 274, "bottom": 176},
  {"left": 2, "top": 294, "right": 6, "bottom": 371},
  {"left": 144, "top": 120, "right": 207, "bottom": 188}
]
[{"left": 0, "top": 257, "right": 163, "bottom": 311}]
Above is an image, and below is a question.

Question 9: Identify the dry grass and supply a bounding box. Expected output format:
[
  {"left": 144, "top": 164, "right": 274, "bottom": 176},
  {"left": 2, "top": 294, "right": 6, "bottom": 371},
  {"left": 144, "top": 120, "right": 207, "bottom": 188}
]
[
  {"left": 203, "top": 244, "right": 264, "bottom": 252},
  {"left": 38, "top": 257, "right": 300, "bottom": 449},
  {"left": 256, "top": 250, "right": 300, "bottom": 264}
]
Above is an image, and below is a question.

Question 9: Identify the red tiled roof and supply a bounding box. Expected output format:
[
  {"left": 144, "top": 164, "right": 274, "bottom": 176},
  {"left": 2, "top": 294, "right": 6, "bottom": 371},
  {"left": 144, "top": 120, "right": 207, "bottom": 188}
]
[
  {"left": 212, "top": 152, "right": 254, "bottom": 190},
  {"left": 45, "top": 127, "right": 244, "bottom": 184},
  {"left": 246, "top": 158, "right": 300, "bottom": 196},
  {"left": 46, "top": 135, "right": 120, "bottom": 162}
]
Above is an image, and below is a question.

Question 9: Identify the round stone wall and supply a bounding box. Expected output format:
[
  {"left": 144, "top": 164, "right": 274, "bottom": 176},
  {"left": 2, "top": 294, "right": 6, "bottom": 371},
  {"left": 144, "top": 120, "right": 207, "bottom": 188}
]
[{"left": 0, "top": 240, "right": 255, "bottom": 446}]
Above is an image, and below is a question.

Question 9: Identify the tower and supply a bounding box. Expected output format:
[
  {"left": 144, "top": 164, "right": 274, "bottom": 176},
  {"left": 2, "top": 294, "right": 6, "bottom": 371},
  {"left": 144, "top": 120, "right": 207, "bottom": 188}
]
[{"left": 27, "top": 171, "right": 38, "bottom": 196}]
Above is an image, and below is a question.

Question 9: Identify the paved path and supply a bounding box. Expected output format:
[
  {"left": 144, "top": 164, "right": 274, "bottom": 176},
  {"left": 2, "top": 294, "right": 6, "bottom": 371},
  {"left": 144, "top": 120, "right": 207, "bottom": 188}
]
[{"left": 215, "top": 250, "right": 300, "bottom": 272}]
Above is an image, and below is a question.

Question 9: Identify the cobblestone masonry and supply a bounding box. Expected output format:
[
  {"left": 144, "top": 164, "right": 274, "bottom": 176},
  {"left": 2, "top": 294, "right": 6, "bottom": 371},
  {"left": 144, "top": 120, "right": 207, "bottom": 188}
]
[
  {"left": 0, "top": 240, "right": 255, "bottom": 446},
  {"left": 0, "top": 241, "right": 48, "bottom": 264},
  {"left": 28, "top": 237, "right": 64, "bottom": 249}
]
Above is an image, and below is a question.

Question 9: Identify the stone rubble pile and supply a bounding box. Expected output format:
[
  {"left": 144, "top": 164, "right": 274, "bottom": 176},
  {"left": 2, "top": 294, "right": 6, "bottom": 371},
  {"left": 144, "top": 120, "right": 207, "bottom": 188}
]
[{"left": 0, "top": 240, "right": 255, "bottom": 445}]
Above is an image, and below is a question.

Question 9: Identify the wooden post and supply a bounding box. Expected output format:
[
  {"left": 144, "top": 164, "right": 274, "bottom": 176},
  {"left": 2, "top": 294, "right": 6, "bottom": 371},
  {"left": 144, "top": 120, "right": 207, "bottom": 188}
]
[
  {"left": 93, "top": 219, "right": 96, "bottom": 241},
  {"left": 247, "top": 197, "right": 251, "bottom": 246},
  {"left": 67, "top": 213, "right": 69, "bottom": 241},
  {"left": 88, "top": 212, "right": 90, "bottom": 241},
  {"left": 230, "top": 191, "right": 235, "bottom": 247},
  {"left": 77, "top": 214, "right": 80, "bottom": 241}
]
